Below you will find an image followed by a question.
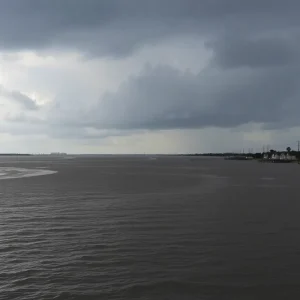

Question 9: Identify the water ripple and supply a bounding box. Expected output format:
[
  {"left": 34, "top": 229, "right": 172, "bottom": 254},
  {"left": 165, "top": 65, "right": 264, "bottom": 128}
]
[{"left": 1, "top": 157, "right": 300, "bottom": 299}]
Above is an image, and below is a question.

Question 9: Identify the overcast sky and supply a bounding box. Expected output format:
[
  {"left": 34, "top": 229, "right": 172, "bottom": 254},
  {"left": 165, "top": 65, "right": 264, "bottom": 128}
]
[{"left": 0, "top": 0, "right": 300, "bottom": 154}]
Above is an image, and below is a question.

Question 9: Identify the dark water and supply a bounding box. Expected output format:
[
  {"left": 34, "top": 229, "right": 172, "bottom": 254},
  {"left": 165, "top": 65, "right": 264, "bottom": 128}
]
[{"left": 1, "top": 156, "right": 300, "bottom": 299}]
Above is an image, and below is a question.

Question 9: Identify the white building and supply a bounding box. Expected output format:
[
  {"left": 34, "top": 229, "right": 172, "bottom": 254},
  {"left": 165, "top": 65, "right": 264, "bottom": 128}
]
[
  {"left": 279, "top": 153, "right": 296, "bottom": 161},
  {"left": 280, "top": 153, "right": 287, "bottom": 160}
]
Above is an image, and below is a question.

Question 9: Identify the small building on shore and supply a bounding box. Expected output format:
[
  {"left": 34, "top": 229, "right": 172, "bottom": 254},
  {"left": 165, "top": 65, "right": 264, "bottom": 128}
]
[
  {"left": 261, "top": 152, "right": 297, "bottom": 162},
  {"left": 271, "top": 153, "right": 280, "bottom": 160}
]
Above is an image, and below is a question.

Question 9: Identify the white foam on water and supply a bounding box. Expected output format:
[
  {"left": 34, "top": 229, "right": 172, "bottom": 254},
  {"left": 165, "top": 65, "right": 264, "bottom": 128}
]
[{"left": 0, "top": 167, "right": 57, "bottom": 180}]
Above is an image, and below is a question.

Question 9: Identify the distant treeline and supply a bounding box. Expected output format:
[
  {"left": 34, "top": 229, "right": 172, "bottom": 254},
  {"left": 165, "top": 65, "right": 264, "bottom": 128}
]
[
  {"left": 184, "top": 152, "right": 263, "bottom": 158},
  {"left": 0, "top": 153, "right": 32, "bottom": 156},
  {"left": 183, "top": 149, "right": 300, "bottom": 159}
]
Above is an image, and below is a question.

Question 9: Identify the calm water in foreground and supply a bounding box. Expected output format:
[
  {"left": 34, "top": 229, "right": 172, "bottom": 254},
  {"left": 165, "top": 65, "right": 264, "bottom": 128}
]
[{"left": 0, "top": 155, "right": 300, "bottom": 299}]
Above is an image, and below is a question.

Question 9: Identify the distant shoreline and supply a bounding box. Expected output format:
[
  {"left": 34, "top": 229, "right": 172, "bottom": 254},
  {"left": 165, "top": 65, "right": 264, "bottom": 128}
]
[
  {"left": 0, "top": 154, "right": 32, "bottom": 156},
  {"left": 179, "top": 153, "right": 248, "bottom": 157},
  {"left": 0, "top": 152, "right": 296, "bottom": 159},
  {"left": 0, "top": 153, "right": 253, "bottom": 157}
]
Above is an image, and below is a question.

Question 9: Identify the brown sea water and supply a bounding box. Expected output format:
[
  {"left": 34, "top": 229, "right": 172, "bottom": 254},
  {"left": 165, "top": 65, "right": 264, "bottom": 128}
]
[{"left": 0, "top": 155, "right": 300, "bottom": 299}]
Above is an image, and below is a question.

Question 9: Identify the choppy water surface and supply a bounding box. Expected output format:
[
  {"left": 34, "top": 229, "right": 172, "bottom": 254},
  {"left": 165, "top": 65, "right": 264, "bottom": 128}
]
[{"left": 1, "top": 155, "right": 300, "bottom": 299}]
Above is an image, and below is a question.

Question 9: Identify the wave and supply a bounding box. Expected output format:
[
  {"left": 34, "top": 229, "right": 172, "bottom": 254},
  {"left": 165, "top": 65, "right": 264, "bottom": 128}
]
[{"left": 0, "top": 167, "right": 57, "bottom": 180}]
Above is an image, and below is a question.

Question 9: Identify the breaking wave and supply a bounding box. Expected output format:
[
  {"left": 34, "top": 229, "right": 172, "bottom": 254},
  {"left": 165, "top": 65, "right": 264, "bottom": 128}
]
[{"left": 0, "top": 167, "right": 57, "bottom": 180}]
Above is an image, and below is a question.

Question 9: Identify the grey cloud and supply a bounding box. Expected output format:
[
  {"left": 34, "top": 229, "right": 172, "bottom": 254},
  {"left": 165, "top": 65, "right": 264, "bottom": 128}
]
[
  {"left": 2, "top": 0, "right": 300, "bottom": 138},
  {"left": 4, "top": 59, "right": 300, "bottom": 138},
  {"left": 2, "top": 112, "right": 139, "bottom": 140},
  {"left": 4, "top": 112, "right": 43, "bottom": 124},
  {"left": 41, "top": 63, "right": 300, "bottom": 133},
  {"left": 208, "top": 36, "right": 300, "bottom": 69},
  {"left": 1, "top": 0, "right": 300, "bottom": 57},
  {"left": 47, "top": 126, "right": 139, "bottom": 140},
  {"left": 0, "top": 85, "right": 38, "bottom": 110}
]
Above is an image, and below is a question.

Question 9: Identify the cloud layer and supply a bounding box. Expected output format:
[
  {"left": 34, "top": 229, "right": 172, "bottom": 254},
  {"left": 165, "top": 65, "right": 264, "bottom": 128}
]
[
  {"left": 1, "top": 0, "right": 300, "bottom": 153},
  {"left": 2, "top": 0, "right": 300, "bottom": 56}
]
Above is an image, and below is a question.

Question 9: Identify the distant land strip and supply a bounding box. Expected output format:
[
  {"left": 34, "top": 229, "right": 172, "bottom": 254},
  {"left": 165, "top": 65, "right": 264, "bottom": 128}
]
[{"left": 0, "top": 153, "right": 32, "bottom": 156}]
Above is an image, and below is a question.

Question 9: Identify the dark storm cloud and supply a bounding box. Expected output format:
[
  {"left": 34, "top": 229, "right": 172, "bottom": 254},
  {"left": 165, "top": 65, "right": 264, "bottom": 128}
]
[
  {"left": 78, "top": 64, "right": 300, "bottom": 130},
  {"left": 208, "top": 36, "right": 300, "bottom": 69},
  {"left": 2, "top": 0, "right": 300, "bottom": 135},
  {"left": 1, "top": 0, "right": 300, "bottom": 57},
  {"left": 39, "top": 63, "right": 299, "bottom": 133}
]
